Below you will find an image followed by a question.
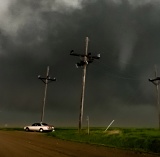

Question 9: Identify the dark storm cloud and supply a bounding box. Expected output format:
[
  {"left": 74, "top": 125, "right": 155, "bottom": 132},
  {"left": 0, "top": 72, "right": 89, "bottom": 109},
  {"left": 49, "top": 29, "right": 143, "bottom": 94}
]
[{"left": 0, "top": 0, "right": 160, "bottom": 127}]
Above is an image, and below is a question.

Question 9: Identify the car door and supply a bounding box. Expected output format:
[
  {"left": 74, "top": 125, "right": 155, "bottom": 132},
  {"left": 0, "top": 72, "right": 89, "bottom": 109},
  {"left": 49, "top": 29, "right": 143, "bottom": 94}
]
[
  {"left": 36, "top": 123, "right": 41, "bottom": 131},
  {"left": 31, "top": 123, "right": 39, "bottom": 131}
]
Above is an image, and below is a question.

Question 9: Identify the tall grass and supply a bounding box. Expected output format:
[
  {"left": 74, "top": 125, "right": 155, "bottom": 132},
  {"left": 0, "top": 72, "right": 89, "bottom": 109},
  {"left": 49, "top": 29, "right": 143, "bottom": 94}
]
[{"left": 48, "top": 127, "right": 160, "bottom": 154}]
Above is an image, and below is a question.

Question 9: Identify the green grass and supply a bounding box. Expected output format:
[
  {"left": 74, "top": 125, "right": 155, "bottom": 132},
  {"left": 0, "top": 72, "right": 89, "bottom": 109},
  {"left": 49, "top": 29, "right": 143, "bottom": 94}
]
[{"left": 48, "top": 127, "right": 160, "bottom": 154}]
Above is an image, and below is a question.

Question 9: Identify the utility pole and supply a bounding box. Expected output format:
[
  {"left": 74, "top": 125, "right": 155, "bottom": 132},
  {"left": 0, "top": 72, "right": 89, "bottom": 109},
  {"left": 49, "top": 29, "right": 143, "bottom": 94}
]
[
  {"left": 79, "top": 37, "right": 88, "bottom": 132},
  {"left": 149, "top": 65, "right": 160, "bottom": 129},
  {"left": 87, "top": 116, "right": 90, "bottom": 135},
  {"left": 70, "top": 37, "right": 100, "bottom": 131},
  {"left": 38, "top": 66, "right": 56, "bottom": 123}
]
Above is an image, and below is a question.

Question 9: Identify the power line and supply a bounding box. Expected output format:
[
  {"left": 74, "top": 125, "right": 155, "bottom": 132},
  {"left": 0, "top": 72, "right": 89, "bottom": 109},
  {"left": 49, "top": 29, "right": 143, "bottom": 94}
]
[{"left": 91, "top": 60, "right": 147, "bottom": 81}]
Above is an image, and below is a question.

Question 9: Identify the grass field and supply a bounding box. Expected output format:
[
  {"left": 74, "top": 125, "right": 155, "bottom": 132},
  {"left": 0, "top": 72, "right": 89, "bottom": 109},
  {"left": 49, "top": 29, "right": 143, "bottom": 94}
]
[{"left": 48, "top": 127, "right": 160, "bottom": 154}]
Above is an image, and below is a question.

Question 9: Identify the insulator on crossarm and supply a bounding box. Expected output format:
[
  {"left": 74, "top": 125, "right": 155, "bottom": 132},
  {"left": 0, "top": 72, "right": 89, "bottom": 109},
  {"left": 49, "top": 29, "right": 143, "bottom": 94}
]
[{"left": 97, "top": 54, "right": 100, "bottom": 58}]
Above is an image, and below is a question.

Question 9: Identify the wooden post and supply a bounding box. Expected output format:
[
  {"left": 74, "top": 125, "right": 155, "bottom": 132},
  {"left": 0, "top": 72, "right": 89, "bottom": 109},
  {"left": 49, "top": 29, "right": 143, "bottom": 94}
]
[
  {"left": 79, "top": 37, "right": 89, "bottom": 131},
  {"left": 41, "top": 66, "right": 49, "bottom": 123}
]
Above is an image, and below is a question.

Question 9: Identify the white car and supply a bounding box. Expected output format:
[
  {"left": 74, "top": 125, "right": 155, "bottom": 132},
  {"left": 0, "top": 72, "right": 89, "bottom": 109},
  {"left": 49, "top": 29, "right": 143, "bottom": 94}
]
[{"left": 24, "top": 123, "right": 55, "bottom": 132}]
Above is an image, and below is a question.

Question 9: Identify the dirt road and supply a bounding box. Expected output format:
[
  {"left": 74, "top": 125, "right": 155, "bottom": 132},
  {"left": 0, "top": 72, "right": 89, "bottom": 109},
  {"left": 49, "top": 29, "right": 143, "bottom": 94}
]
[{"left": 0, "top": 131, "right": 159, "bottom": 157}]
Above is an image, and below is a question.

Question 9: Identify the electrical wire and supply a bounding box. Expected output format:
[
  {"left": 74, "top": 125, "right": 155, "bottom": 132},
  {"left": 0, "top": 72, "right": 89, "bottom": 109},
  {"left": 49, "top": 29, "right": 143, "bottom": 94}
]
[{"left": 88, "top": 58, "right": 156, "bottom": 83}]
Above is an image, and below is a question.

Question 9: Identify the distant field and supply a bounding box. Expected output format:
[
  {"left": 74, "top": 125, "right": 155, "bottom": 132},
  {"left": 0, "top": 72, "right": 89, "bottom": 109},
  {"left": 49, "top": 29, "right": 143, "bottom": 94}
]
[
  {"left": 47, "top": 127, "right": 160, "bottom": 154},
  {"left": 1, "top": 127, "right": 160, "bottom": 155}
]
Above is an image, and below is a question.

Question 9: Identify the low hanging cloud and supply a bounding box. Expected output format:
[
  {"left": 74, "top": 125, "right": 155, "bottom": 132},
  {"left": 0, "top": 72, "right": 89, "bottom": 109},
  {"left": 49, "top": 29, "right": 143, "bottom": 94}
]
[{"left": 0, "top": 0, "right": 83, "bottom": 38}]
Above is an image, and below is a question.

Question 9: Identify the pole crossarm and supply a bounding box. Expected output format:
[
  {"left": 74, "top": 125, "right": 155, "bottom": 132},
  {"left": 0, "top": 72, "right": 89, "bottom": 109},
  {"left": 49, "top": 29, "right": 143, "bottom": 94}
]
[
  {"left": 70, "top": 50, "right": 100, "bottom": 68},
  {"left": 149, "top": 77, "right": 160, "bottom": 86},
  {"left": 38, "top": 75, "right": 56, "bottom": 84}
]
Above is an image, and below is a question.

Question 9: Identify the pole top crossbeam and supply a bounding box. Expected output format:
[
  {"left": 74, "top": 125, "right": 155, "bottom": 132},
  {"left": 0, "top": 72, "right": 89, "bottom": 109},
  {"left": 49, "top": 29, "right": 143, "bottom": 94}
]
[
  {"left": 38, "top": 66, "right": 56, "bottom": 84},
  {"left": 70, "top": 50, "right": 100, "bottom": 68},
  {"left": 38, "top": 75, "right": 56, "bottom": 84},
  {"left": 149, "top": 77, "right": 160, "bottom": 86}
]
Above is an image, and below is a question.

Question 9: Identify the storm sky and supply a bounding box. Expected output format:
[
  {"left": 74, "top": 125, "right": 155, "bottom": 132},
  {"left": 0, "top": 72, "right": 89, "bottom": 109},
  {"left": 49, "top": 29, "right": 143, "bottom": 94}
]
[{"left": 0, "top": 0, "right": 160, "bottom": 128}]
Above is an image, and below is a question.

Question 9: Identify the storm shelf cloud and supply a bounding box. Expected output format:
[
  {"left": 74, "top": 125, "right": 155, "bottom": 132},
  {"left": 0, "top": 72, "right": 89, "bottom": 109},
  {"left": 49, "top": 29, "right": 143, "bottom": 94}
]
[{"left": 0, "top": 0, "right": 160, "bottom": 127}]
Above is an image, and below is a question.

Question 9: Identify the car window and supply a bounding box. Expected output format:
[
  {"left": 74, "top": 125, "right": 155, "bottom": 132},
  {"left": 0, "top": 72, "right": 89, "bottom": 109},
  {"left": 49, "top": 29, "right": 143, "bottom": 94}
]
[
  {"left": 32, "top": 123, "right": 41, "bottom": 126},
  {"left": 42, "top": 123, "right": 48, "bottom": 126}
]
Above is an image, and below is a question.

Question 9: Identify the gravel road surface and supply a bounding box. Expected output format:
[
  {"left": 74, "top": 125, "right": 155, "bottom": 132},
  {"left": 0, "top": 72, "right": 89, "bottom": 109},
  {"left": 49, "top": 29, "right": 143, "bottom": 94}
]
[{"left": 0, "top": 131, "right": 159, "bottom": 157}]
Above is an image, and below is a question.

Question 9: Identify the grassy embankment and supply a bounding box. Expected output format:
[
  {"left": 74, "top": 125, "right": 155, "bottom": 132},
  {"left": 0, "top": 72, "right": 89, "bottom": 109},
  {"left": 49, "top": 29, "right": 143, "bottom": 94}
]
[{"left": 48, "top": 127, "right": 160, "bottom": 154}]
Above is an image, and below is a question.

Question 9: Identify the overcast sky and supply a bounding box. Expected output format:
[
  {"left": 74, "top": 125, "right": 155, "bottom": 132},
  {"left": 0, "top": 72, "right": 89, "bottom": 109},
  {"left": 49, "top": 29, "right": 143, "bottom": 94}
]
[{"left": 0, "top": 0, "right": 160, "bottom": 128}]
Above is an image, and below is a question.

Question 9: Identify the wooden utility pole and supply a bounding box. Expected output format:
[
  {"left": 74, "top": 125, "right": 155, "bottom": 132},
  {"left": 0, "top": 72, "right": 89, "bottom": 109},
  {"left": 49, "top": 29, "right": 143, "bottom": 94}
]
[
  {"left": 79, "top": 37, "right": 89, "bottom": 131},
  {"left": 154, "top": 65, "right": 160, "bottom": 129},
  {"left": 149, "top": 65, "right": 160, "bottom": 129},
  {"left": 38, "top": 66, "right": 56, "bottom": 123},
  {"left": 87, "top": 116, "right": 90, "bottom": 135},
  {"left": 70, "top": 37, "right": 100, "bottom": 131},
  {"left": 41, "top": 66, "right": 49, "bottom": 123}
]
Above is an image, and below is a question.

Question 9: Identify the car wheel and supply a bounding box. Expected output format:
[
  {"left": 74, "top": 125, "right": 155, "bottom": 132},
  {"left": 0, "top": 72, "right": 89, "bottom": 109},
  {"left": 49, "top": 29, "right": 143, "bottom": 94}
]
[
  {"left": 39, "top": 128, "right": 43, "bottom": 132},
  {"left": 25, "top": 127, "right": 29, "bottom": 132}
]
